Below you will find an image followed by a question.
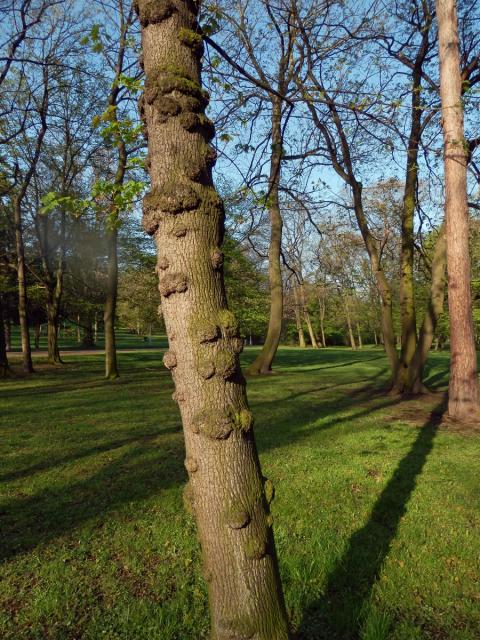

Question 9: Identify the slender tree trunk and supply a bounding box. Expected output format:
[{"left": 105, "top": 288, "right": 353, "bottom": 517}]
[
  {"left": 94, "top": 313, "right": 98, "bottom": 344},
  {"left": 5, "top": 315, "right": 11, "bottom": 351},
  {"left": 396, "top": 66, "right": 423, "bottom": 392},
  {"left": 77, "top": 315, "right": 81, "bottom": 343},
  {"left": 293, "top": 285, "right": 306, "bottom": 348},
  {"left": 248, "top": 96, "right": 284, "bottom": 374},
  {"left": 437, "top": 0, "right": 479, "bottom": 420},
  {"left": 344, "top": 296, "right": 356, "bottom": 350},
  {"left": 83, "top": 318, "right": 95, "bottom": 348},
  {"left": 408, "top": 229, "right": 447, "bottom": 393},
  {"left": 104, "top": 226, "right": 119, "bottom": 378},
  {"left": 0, "top": 295, "right": 10, "bottom": 377},
  {"left": 300, "top": 282, "right": 318, "bottom": 348},
  {"left": 318, "top": 295, "right": 326, "bottom": 347},
  {"left": 34, "top": 322, "right": 40, "bottom": 349},
  {"left": 46, "top": 293, "right": 62, "bottom": 364},
  {"left": 137, "top": 2, "right": 290, "bottom": 636},
  {"left": 374, "top": 329, "right": 378, "bottom": 346},
  {"left": 356, "top": 323, "right": 362, "bottom": 349},
  {"left": 13, "top": 196, "right": 33, "bottom": 373}
]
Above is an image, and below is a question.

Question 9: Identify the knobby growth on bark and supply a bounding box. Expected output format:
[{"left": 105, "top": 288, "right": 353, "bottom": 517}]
[{"left": 136, "top": 0, "right": 290, "bottom": 636}]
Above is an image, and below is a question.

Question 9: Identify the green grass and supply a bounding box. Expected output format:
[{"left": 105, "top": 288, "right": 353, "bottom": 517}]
[
  {"left": 1, "top": 347, "right": 479, "bottom": 639},
  {"left": 7, "top": 326, "right": 169, "bottom": 351}
]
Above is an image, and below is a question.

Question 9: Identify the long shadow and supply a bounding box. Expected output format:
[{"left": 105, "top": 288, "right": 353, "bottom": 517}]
[
  {"left": 0, "top": 426, "right": 181, "bottom": 483},
  {"left": 0, "top": 431, "right": 186, "bottom": 563},
  {"left": 296, "top": 403, "right": 445, "bottom": 640}
]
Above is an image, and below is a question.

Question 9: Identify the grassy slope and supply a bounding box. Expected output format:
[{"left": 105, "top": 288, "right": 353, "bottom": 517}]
[{"left": 0, "top": 348, "right": 479, "bottom": 640}]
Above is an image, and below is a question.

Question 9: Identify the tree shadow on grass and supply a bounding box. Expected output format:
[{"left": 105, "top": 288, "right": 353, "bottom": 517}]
[
  {"left": 0, "top": 431, "right": 186, "bottom": 563},
  {"left": 295, "top": 402, "right": 445, "bottom": 640}
]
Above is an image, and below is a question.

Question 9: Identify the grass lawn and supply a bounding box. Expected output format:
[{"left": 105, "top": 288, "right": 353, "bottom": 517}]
[{"left": 1, "top": 347, "right": 479, "bottom": 639}]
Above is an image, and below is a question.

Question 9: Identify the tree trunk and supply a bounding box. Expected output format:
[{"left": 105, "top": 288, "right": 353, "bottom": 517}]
[
  {"left": 47, "top": 294, "right": 62, "bottom": 364},
  {"left": 5, "top": 315, "right": 11, "bottom": 351},
  {"left": 293, "top": 285, "right": 306, "bottom": 348},
  {"left": 83, "top": 319, "right": 95, "bottom": 348},
  {"left": 248, "top": 96, "right": 283, "bottom": 375},
  {"left": 34, "top": 322, "right": 41, "bottom": 349},
  {"left": 94, "top": 313, "right": 98, "bottom": 344},
  {"left": 137, "top": 2, "right": 290, "bottom": 636},
  {"left": 77, "top": 315, "right": 81, "bottom": 343},
  {"left": 374, "top": 329, "right": 378, "bottom": 346},
  {"left": 408, "top": 229, "right": 447, "bottom": 394},
  {"left": 104, "top": 226, "right": 119, "bottom": 379},
  {"left": 13, "top": 196, "right": 33, "bottom": 373},
  {"left": 436, "top": 0, "right": 479, "bottom": 420},
  {"left": 0, "top": 295, "right": 10, "bottom": 377},
  {"left": 356, "top": 323, "right": 362, "bottom": 349},
  {"left": 300, "top": 282, "right": 318, "bottom": 348},
  {"left": 318, "top": 294, "right": 326, "bottom": 347},
  {"left": 344, "top": 296, "right": 356, "bottom": 350}
]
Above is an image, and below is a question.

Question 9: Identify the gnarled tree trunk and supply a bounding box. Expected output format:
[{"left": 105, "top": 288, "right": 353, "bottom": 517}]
[
  {"left": 436, "top": 0, "right": 479, "bottom": 420},
  {"left": 136, "top": 1, "right": 290, "bottom": 637}
]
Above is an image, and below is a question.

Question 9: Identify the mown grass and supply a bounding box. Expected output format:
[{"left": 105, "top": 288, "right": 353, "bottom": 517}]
[{"left": 1, "top": 347, "right": 479, "bottom": 640}]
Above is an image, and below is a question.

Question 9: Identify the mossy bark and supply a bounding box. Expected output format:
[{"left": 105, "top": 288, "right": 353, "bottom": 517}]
[
  {"left": 248, "top": 96, "right": 284, "bottom": 375},
  {"left": 137, "top": 2, "right": 290, "bottom": 637},
  {"left": 437, "top": 0, "right": 480, "bottom": 420}
]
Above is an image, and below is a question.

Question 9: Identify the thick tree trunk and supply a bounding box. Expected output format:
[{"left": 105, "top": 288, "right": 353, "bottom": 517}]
[
  {"left": 104, "top": 226, "right": 119, "bottom": 379},
  {"left": 13, "top": 196, "right": 33, "bottom": 373},
  {"left": 248, "top": 96, "right": 283, "bottom": 375},
  {"left": 293, "top": 285, "right": 306, "bottom": 348},
  {"left": 137, "top": 2, "right": 290, "bottom": 637},
  {"left": 437, "top": 0, "right": 479, "bottom": 420}
]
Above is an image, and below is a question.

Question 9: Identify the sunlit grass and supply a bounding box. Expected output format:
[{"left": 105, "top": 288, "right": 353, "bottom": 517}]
[{"left": 1, "top": 347, "right": 479, "bottom": 639}]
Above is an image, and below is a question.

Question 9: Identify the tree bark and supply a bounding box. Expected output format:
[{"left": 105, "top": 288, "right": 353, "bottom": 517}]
[
  {"left": 408, "top": 229, "right": 447, "bottom": 394},
  {"left": 318, "top": 293, "right": 326, "bottom": 347},
  {"left": 5, "top": 315, "right": 11, "bottom": 351},
  {"left": 137, "top": 2, "right": 290, "bottom": 637},
  {"left": 0, "top": 295, "right": 10, "bottom": 377},
  {"left": 436, "top": 0, "right": 480, "bottom": 420},
  {"left": 356, "top": 323, "right": 362, "bottom": 349},
  {"left": 248, "top": 95, "right": 284, "bottom": 374},
  {"left": 300, "top": 282, "right": 318, "bottom": 348},
  {"left": 344, "top": 295, "right": 356, "bottom": 350},
  {"left": 293, "top": 285, "right": 306, "bottom": 348},
  {"left": 13, "top": 195, "right": 33, "bottom": 373},
  {"left": 104, "top": 226, "right": 119, "bottom": 378},
  {"left": 34, "top": 322, "right": 41, "bottom": 350}
]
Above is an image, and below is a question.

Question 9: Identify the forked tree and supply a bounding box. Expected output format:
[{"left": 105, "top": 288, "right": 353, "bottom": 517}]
[
  {"left": 436, "top": 0, "right": 480, "bottom": 421},
  {"left": 135, "top": 0, "right": 290, "bottom": 637}
]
